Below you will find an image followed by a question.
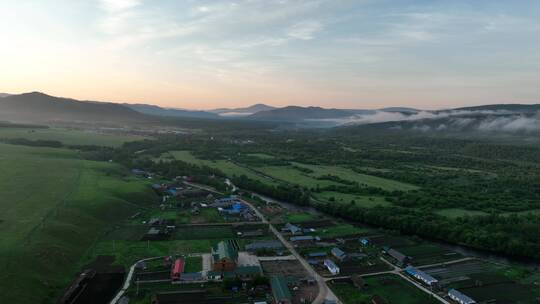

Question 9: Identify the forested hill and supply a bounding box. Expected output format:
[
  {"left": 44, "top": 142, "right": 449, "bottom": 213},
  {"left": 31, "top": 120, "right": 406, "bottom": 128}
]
[
  {"left": 0, "top": 92, "right": 150, "bottom": 124},
  {"left": 452, "top": 103, "right": 540, "bottom": 113},
  {"left": 248, "top": 106, "right": 353, "bottom": 121}
]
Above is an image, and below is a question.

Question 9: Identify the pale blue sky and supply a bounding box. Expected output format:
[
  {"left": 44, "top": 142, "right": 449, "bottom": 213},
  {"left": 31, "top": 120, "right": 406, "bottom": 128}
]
[{"left": 1, "top": 0, "right": 539, "bottom": 109}]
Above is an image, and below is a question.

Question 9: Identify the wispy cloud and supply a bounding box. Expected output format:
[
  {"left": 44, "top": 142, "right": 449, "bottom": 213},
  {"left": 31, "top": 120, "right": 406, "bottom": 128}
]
[
  {"left": 99, "top": 0, "right": 141, "bottom": 13},
  {"left": 287, "top": 20, "right": 323, "bottom": 40}
]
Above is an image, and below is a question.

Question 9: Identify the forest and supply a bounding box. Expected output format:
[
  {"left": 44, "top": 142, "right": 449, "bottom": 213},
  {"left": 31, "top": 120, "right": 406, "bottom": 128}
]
[{"left": 78, "top": 125, "right": 540, "bottom": 260}]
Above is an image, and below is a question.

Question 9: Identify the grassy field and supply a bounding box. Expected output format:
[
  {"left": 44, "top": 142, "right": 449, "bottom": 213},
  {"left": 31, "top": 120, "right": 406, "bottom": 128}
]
[
  {"left": 165, "top": 151, "right": 277, "bottom": 185},
  {"left": 0, "top": 143, "right": 156, "bottom": 304},
  {"left": 184, "top": 256, "right": 203, "bottom": 273},
  {"left": 0, "top": 127, "right": 146, "bottom": 146},
  {"left": 293, "top": 163, "right": 418, "bottom": 191},
  {"left": 318, "top": 223, "right": 369, "bottom": 238},
  {"left": 257, "top": 165, "right": 342, "bottom": 187},
  {"left": 330, "top": 274, "right": 434, "bottom": 304},
  {"left": 285, "top": 212, "right": 318, "bottom": 223},
  {"left": 83, "top": 240, "right": 213, "bottom": 269}
]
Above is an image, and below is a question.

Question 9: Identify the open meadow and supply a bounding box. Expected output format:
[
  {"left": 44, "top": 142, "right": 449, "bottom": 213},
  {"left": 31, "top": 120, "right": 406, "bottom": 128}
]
[
  {"left": 0, "top": 127, "right": 147, "bottom": 147},
  {"left": 0, "top": 143, "right": 156, "bottom": 304}
]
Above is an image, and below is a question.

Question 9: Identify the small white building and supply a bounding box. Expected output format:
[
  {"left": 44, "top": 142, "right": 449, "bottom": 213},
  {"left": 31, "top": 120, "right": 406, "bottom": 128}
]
[
  {"left": 448, "top": 289, "right": 476, "bottom": 304},
  {"left": 324, "top": 259, "right": 340, "bottom": 275}
]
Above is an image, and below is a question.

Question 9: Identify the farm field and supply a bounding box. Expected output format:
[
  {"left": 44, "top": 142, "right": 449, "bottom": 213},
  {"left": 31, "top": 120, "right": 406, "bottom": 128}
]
[
  {"left": 318, "top": 223, "right": 369, "bottom": 238},
  {"left": 257, "top": 165, "right": 343, "bottom": 188},
  {"left": 424, "top": 260, "right": 540, "bottom": 303},
  {"left": 292, "top": 163, "right": 418, "bottom": 191},
  {"left": 0, "top": 143, "right": 156, "bottom": 304},
  {"left": 0, "top": 127, "right": 146, "bottom": 146},
  {"left": 330, "top": 274, "right": 433, "bottom": 304},
  {"left": 397, "top": 244, "right": 462, "bottom": 266},
  {"left": 164, "top": 150, "right": 277, "bottom": 185}
]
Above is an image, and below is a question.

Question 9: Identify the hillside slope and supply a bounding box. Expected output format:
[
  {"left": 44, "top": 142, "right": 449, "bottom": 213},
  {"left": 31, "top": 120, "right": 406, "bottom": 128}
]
[{"left": 0, "top": 92, "right": 148, "bottom": 123}]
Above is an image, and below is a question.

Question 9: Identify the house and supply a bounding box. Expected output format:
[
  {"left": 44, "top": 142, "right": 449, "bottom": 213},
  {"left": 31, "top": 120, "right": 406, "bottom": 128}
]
[
  {"left": 387, "top": 248, "right": 410, "bottom": 265},
  {"left": 212, "top": 196, "right": 238, "bottom": 207},
  {"left": 324, "top": 259, "right": 340, "bottom": 275},
  {"left": 270, "top": 276, "right": 292, "bottom": 304},
  {"left": 281, "top": 223, "right": 302, "bottom": 235},
  {"left": 179, "top": 272, "right": 203, "bottom": 282},
  {"left": 207, "top": 265, "right": 262, "bottom": 281},
  {"left": 331, "top": 247, "right": 347, "bottom": 261},
  {"left": 246, "top": 240, "right": 284, "bottom": 252},
  {"left": 170, "top": 258, "right": 184, "bottom": 281},
  {"left": 405, "top": 266, "right": 438, "bottom": 286},
  {"left": 360, "top": 238, "right": 370, "bottom": 246},
  {"left": 348, "top": 252, "right": 368, "bottom": 260},
  {"left": 143, "top": 227, "right": 169, "bottom": 241},
  {"left": 211, "top": 240, "right": 239, "bottom": 271},
  {"left": 238, "top": 229, "right": 264, "bottom": 238},
  {"left": 149, "top": 218, "right": 165, "bottom": 226},
  {"left": 307, "top": 252, "right": 327, "bottom": 258},
  {"left": 290, "top": 235, "right": 315, "bottom": 242},
  {"left": 448, "top": 289, "right": 476, "bottom": 304},
  {"left": 307, "top": 259, "right": 321, "bottom": 265}
]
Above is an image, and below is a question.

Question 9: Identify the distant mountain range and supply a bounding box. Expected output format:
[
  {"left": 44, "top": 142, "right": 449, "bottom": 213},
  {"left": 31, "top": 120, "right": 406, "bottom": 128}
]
[
  {"left": 248, "top": 106, "right": 353, "bottom": 121},
  {"left": 0, "top": 92, "right": 147, "bottom": 124},
  {"left": 210, "top": 103, "right": 276, "bottom": 116},
  {"left": 125, "top": 103, "right": 219, "bottom": 119},
  {"left": 0, "top": 92, "right": 537, "bottom": 132}
]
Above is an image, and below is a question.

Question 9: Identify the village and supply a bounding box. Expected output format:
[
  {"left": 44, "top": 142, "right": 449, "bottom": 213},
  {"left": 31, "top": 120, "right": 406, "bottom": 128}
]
[{"left": 58, "top": 170, "right": 540, "bottom": 304}]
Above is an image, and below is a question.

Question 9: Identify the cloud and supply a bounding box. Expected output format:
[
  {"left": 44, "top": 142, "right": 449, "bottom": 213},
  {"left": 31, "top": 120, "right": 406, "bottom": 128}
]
[
  {"left": 287, "top": 20, "right": 323, "bottom": 40},
  {"left": 99, "top": 0, "right": 141, "bottom": 13}
]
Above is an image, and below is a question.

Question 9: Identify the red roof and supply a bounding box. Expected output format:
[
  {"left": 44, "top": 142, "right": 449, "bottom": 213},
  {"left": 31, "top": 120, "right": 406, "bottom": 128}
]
[{"left": 171, "top": 258, "right": 185, "bottom": 280}]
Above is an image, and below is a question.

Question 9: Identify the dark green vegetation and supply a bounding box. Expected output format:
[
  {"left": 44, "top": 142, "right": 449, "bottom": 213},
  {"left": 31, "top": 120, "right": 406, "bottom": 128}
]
[
  {"left": 330, "top": 275, "right": 434, "bottom": 304},
  {"left": 2, "top": 97, "right": 540, "bottom": 303},
  {"left": 0, "top": 143, "right": 156, "bottom": 304},
  {"left": 423, "top": 260, "right": 540, "bottom": 303},
  {"left": 120, "top": 125, "right": 540, "bottom": 260}
]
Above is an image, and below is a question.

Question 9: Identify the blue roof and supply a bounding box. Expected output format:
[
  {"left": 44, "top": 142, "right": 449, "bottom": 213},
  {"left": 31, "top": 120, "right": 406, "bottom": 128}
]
[
  {"left": 331, "top": 247, "right": 346, "bottom": 257},
  {"left": 448, "top": 289, "right": 476, "bottom": 304},
  {"left": 308, "top": 252, "right": 327, "bottom": 257}
]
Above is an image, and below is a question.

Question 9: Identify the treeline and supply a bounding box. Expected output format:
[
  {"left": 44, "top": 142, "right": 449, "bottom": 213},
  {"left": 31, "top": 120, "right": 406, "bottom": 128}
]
[
  {"left": 232, "top": 175, "right": 311, "bottom": 206},
  {"left": 2, "top": 138, "right": 63, "bottom": 148},
  {"left": 318, "top": 203, "right": 540, "bottom": 260}
]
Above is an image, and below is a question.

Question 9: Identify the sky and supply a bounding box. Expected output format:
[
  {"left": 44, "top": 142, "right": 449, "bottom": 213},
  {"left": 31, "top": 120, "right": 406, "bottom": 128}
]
[{"left": 0, "top": 0, "right": 539, "bottom": 110}]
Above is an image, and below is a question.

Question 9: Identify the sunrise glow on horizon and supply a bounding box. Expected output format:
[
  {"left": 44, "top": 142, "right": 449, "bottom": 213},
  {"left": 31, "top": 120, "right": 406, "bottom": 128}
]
[{"left": 1, "top": 0, "right": 539, "bottom": 110}]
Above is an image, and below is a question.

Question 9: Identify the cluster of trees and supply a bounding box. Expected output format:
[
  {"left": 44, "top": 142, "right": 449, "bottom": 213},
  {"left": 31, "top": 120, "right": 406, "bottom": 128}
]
[
  {"left": 232, "top": 175, "right": 311, "bottom": 206},
  {"left": 2, "top": 138, "right": 63, "bottom": 148},
  {"left": 317, "top": 202, "right": 540, "bottom": 259}
]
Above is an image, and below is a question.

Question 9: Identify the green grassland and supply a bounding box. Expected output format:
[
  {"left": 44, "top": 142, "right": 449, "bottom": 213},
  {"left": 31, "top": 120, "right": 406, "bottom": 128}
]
[
  {"left": 0, "top": 143, "right": 156, "bottom": 304},
  {"left": 318, "top": 223, "right": 369, "bottom": 238},
  {"left": 257, "top": 165, "right": 342, "bottom": 187},
  {"left": 164, "top": 151, "right": 277, "bottom": 185},
  {"left": 184, "top": 256, "right": 203, "bottom": 273},
  {"left": 83, "top": 239, "right": 213, "bottom": 269},
  {"left": 293, "top": 163, "right": 418, "bottom": 191},
  {"left": 0, "top": 127, "right": 146, "bottom": 146},
  {"left": 330, "top": 274, "right": 433, "bottom": 304},
  {"left": 285, "top": 212, "right": 318, "bottom": 223}
]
